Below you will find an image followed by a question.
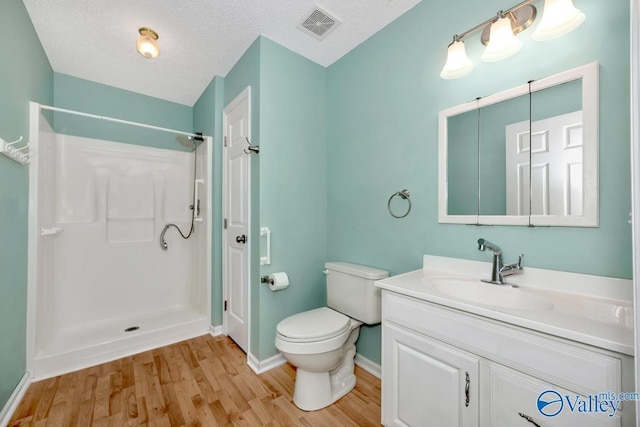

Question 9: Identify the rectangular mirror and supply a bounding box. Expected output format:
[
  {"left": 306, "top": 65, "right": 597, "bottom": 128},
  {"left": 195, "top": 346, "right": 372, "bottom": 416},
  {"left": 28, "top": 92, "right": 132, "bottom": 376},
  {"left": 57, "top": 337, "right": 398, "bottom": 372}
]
[{"left": 438, "top": 62, "right": 599, "bottom": 227}]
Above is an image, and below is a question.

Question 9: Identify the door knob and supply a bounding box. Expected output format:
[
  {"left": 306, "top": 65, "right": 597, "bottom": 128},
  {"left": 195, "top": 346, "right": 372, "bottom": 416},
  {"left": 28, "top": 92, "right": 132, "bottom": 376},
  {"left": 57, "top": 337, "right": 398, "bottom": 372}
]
[{"left": 236, "top": 234, "right": 247, "bottom": 244}]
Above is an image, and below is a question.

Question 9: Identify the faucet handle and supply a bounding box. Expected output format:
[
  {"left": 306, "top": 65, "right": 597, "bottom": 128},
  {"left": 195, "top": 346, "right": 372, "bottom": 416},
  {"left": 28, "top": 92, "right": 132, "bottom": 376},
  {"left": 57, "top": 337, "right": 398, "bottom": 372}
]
[{"left": 499, "top": 253, "right": 525, "bottom": 279}]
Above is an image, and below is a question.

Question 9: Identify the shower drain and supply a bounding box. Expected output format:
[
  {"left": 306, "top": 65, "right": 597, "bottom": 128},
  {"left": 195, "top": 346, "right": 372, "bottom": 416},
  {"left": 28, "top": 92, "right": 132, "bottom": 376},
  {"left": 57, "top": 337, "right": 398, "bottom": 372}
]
[{"left": 124, "top": 326, "right": 140, "bottom": 332}]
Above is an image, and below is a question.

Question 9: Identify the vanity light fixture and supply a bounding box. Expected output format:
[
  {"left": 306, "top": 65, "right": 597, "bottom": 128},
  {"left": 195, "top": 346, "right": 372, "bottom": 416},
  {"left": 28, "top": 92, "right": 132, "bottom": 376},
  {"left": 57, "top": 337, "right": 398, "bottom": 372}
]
[
  {"left": 440, "top": 0, "right": 585, "bottom": 79},
  {"left": 137, "top": 27, "right": 160, "bottom": 59}
]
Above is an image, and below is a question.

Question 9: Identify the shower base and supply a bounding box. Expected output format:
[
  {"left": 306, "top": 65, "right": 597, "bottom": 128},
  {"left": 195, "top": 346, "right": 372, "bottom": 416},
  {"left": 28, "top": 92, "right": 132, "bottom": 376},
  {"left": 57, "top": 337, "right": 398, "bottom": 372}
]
[{"left": 32, "top": 306, "right": 209, "bottom": 380}]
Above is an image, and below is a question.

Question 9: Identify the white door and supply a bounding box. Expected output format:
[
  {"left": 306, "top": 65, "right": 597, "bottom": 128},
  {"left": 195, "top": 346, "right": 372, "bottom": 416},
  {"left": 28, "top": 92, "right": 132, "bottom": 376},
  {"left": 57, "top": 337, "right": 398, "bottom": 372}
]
[
  {"left": 506, "top": 111, "right": 583, "bottom": 216},
  {"left": 223, "top": 87, "right": 251, "bottom": 353},
  {"left": 382, "top": 323, "right": 479, "bottom": 427}
]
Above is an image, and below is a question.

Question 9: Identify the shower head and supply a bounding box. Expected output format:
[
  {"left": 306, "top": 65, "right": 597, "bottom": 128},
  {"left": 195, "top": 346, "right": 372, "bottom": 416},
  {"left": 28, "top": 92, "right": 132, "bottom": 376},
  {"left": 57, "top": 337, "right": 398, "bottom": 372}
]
[{"left": 176, "top": 132, "right": 204, "bottom": 150}]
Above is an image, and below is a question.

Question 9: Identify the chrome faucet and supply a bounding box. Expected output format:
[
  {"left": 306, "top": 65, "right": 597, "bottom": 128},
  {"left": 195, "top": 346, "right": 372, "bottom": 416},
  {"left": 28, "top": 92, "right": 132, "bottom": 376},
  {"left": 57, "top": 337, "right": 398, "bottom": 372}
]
[{"left": 477, "top": 238, "right": 524, "bottom": 285}]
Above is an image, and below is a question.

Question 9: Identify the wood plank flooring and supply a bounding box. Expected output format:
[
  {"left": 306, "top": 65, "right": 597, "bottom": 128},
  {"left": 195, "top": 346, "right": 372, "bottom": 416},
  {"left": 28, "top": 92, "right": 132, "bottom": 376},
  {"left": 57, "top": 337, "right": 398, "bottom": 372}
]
[{"left": 8, "top": 334, "right": 381, "bottom": 426}]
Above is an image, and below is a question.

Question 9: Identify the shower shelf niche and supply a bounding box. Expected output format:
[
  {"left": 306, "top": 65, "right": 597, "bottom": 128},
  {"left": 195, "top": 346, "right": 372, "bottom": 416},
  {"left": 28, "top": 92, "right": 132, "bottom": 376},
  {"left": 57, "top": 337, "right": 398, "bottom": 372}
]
[{"left": 0, "top": 136, "right": 31, "bottom": 164}]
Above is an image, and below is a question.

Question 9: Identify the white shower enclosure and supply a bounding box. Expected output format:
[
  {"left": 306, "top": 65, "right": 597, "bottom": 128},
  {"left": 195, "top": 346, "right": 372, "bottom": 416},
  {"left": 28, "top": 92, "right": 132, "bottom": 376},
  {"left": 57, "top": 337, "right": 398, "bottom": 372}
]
[{"left": 26, "top": 103, "right": 212, "bottom": 380}]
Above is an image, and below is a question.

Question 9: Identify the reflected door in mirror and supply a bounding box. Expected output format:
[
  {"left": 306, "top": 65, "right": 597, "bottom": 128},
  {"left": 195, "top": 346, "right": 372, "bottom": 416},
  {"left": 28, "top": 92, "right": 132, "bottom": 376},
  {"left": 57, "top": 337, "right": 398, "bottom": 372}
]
[{"left": 506, "top": 111, "right": 583, "bottom": 216}]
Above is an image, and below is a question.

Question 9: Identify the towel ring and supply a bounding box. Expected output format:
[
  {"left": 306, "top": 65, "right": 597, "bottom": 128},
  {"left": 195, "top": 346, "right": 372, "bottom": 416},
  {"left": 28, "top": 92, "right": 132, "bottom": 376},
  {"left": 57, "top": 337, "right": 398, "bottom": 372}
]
[{"left": 388, "top": 189, "right": 411, "bottom": 219}]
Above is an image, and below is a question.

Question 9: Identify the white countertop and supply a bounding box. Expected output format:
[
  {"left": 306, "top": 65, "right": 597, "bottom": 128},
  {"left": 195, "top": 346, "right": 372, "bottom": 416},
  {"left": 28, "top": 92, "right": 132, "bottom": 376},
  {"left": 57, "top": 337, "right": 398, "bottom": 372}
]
[{"left": 375, "top": 256, "right": 634, "bottom": 356}]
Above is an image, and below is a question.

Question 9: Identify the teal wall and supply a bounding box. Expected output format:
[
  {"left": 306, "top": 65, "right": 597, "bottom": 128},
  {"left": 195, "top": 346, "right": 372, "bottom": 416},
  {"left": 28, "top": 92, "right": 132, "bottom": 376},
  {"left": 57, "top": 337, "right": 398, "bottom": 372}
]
[
  {"left": 0, "top": 0, "right": 53, "bottom": 410},
  {"left": 326, "top": 0, "right": 631, "bottom": 363},
  {"left": 218, "top": 37, "right": 328, "bottom": 360},
  {"left": 257, "top": 37, "right": 328, "bottom": 360},
  {"left": 54, "top": 73, "right": 193, "bottom": 149},
  {"left": 194, "top": 76, "right": 225, "bottom": 326}
]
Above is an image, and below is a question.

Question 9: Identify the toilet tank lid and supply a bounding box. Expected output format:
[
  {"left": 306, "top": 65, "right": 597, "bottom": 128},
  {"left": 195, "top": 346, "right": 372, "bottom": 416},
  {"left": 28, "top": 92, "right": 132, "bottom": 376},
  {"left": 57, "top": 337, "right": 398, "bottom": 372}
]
[{"left": 324, "top": 262, "right": 389, "bottom": 280}]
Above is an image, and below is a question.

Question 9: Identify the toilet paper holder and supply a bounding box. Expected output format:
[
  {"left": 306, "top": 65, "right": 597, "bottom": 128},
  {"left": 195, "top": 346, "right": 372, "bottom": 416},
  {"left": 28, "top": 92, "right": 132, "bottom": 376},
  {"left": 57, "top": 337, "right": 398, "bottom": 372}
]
[{"left": 260, "top": 276, "right": 274, "bottom": 285}]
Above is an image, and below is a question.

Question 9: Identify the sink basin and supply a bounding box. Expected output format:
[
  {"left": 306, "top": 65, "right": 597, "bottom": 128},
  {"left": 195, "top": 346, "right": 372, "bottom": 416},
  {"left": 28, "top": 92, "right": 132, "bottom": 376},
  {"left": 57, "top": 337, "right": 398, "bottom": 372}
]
[{"left": 425, "top": 276, "right": 553, "bottom": 311}]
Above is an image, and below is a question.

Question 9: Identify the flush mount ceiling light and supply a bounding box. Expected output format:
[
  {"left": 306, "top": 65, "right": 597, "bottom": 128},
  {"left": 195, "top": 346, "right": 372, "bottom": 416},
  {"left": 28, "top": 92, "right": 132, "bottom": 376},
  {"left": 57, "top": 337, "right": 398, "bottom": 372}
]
[
  {"left": 137, "top": 27, "right": 160, "bottom": 59},
  {"left": 440, "top": 0, "right": 585, "bottom": 79}
]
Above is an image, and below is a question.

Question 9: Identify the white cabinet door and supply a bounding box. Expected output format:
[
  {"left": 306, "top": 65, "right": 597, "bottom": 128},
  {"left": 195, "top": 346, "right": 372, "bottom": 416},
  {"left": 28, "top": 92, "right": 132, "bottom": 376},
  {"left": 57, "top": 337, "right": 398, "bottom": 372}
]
[
  {"left": 483, "top": 362, "right": 620, "bottom": 427},
  {"left": 383, "top": 322, "right": 479, "bottom": 427}
]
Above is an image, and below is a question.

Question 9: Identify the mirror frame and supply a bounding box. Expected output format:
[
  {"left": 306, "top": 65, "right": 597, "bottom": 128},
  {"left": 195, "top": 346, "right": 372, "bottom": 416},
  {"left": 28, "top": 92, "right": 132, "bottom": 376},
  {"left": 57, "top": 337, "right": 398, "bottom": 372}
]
[{"left": 438, "top": 62, "right": 599, "bottom": 227}]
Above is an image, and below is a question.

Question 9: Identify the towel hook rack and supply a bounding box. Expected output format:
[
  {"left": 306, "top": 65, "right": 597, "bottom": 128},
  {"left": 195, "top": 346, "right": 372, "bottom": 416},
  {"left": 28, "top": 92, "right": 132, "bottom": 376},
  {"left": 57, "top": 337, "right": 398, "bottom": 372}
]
[
  {"left": 0, "top": 136, "right": 31, "bottom": 164},
  {"left": 244, "top": 137, "right": 260, "bottom": 154}
]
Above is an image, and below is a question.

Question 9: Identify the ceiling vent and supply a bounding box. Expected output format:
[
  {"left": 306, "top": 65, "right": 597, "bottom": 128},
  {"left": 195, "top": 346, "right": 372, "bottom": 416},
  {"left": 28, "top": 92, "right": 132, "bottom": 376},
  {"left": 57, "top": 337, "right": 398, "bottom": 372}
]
[{"left": 297, "top": 6, "right": 341, "bottom": 40}]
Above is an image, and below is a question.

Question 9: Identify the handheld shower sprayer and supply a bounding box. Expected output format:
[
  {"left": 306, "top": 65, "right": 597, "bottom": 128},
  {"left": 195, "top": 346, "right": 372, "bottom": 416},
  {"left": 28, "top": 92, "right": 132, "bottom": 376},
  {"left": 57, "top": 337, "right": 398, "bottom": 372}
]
[
  {"left": 160, "top": 132, "right": 204, "bottom": 250},
  {"left": 160, "top": 225, "right": 170, "bottom": 250}
]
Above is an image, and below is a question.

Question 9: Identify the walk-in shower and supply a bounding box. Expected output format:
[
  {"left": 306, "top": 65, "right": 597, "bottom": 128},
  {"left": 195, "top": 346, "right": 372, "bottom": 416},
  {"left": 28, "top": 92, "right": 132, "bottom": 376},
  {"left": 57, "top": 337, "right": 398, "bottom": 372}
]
[{"left": 26, "top": 103, "right": 212, "bottom": 379}]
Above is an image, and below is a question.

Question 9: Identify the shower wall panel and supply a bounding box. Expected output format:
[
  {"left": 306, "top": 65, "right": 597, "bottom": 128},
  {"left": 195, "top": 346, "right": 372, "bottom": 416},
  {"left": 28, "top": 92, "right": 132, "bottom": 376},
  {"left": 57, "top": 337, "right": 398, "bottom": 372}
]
[{"left": 43, "top": 135, "right": 200, "bottom": 353}]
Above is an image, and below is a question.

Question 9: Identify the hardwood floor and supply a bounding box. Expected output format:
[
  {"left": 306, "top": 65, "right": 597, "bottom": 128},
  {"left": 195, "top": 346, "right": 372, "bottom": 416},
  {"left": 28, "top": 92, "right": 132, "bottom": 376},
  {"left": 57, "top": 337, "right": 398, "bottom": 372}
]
[{"left": 8, "top": 334, "right": 381, "bottom": 426}]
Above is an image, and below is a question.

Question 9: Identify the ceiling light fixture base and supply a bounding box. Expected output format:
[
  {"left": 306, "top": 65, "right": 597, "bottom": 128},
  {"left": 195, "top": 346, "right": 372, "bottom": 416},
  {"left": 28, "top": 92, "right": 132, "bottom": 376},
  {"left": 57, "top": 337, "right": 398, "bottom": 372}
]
[{"left": 138, "top": 27, "right": 158, "bottom": 40}]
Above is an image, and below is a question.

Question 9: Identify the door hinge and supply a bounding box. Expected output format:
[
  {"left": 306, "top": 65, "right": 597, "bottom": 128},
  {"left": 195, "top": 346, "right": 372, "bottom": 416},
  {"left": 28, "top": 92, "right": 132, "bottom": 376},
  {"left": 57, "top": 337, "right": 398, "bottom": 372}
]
[
  {"left": 224, "top": 218, "right": 228, "bottom": 229},
  {"left": 224, "top": 136, "right": 228, "bottom": 147},
  {"left": 224, "top": 300, "right": 228, "bottom": 311}
]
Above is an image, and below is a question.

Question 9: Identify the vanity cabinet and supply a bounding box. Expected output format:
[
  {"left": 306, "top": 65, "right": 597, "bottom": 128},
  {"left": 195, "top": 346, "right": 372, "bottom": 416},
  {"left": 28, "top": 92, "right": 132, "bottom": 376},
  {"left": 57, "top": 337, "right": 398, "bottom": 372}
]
[
  {"left": 381, "top": 291, "right": 633, "bottom": 427},
  {"left": 383, "top": 322, "right": 479, "bottom": 426}
]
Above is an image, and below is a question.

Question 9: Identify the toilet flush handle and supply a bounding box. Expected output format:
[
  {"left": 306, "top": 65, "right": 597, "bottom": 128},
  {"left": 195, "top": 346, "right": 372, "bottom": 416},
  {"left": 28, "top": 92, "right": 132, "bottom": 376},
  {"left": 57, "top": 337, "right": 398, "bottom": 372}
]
[{"left": 322, "top": 269, "right": 329, "bottom": 275}]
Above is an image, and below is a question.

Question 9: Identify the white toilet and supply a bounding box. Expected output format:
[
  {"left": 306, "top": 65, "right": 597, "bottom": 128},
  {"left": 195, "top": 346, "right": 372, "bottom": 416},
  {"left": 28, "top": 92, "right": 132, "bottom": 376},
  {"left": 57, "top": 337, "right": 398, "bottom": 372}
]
[{"left": 275, "top": 261, "right": 389, "bottom": 411}]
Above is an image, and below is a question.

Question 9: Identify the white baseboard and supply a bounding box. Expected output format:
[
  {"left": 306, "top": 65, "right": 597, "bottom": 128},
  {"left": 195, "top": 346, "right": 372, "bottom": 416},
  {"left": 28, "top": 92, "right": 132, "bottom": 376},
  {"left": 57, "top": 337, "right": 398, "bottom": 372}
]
[
  {"left": 209, "top": 324, "right": 224, "bottom": 336},
  {"left": 0, "top": 372, "right": 31, "bottom": 426},
  {"left": 355, "top": 353, "right": 381, "bottom": 379},
  {"left": 247, "top": 352, "right": 287, "bottom": 375}
]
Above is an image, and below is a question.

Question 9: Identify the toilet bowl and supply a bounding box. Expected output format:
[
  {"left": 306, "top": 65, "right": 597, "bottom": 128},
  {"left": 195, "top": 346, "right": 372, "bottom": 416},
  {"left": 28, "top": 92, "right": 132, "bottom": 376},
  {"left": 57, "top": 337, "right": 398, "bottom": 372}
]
[{"left": 275, "top": 262, "right": 388, "bottom": 411}]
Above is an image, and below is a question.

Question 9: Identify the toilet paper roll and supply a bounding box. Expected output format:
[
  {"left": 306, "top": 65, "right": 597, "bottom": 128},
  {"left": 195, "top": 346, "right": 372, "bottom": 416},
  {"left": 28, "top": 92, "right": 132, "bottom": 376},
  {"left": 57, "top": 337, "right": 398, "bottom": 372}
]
[{"left": 268, "top": 272, "right": 289, "bottom": 291}]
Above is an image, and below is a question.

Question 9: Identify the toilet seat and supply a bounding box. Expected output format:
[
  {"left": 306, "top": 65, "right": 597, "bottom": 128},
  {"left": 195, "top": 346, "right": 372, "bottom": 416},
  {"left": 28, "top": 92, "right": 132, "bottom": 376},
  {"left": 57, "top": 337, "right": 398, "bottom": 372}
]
[{"left": 276, "top": 307, "right": 350, "bottom": 343}]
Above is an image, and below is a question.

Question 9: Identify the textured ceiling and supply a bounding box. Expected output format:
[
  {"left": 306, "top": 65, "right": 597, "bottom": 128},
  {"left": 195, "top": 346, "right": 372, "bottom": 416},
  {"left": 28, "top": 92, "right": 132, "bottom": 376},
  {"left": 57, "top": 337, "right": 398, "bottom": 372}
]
[{"left": 23, "top": 0, "right": 422, "bottom": 106}]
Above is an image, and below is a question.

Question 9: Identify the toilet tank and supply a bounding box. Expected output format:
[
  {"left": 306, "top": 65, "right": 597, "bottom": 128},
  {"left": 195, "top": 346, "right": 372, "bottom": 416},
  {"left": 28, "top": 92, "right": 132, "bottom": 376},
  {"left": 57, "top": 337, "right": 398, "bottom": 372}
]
[{"left": 325, "top": 262, "right": 389, "bottom": 325}]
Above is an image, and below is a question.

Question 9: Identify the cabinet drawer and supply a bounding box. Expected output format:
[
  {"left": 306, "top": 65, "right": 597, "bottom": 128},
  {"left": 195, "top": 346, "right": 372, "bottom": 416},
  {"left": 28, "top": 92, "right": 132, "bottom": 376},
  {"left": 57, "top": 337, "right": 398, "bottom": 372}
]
[
  {"left": 382, "top": 291, "right": 621, "bottom": 395},
  {"left": 483, "top": 362, "right": 620, "bottom": 427}
]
